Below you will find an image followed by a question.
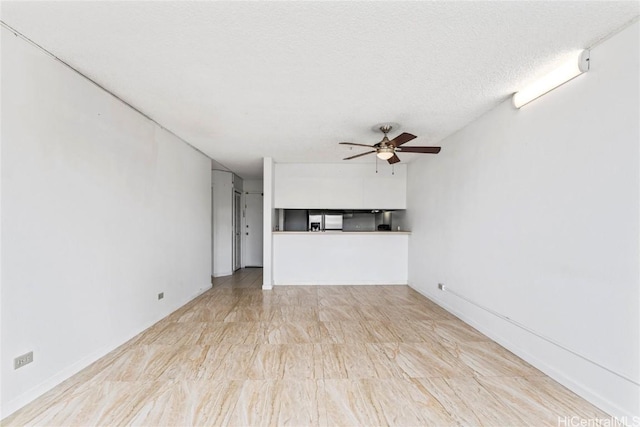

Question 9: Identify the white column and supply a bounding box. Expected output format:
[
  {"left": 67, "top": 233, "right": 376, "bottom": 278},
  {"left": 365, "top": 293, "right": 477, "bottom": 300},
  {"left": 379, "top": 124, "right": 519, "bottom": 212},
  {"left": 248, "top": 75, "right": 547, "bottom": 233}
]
[{"left": 262, "top": 157, "right": 274, "bottom": 289}]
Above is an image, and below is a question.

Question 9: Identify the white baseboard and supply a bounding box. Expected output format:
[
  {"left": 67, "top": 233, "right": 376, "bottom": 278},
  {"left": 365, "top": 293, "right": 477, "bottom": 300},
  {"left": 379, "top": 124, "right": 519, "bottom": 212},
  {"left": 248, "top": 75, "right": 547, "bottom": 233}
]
[
  {"left": 262, "top": 283, "right": 273, "bottom": 290},
  {"left": 191, "top": 284, "right": 212, "bottom": 299},
  {"left": 213, "top": 270, "right": 233, "bottom": 278}
]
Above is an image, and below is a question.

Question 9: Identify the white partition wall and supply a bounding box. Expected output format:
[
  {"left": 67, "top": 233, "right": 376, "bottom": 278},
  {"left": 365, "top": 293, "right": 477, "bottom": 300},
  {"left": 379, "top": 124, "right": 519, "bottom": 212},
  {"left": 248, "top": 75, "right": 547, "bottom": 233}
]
[
  {"left": 211, "top": 170, "right": 234, "bottom": 277},
  {"left": 263, "top": 158, "right": 275, "bottom": 289},
  {"left": 211, "top": 170, "right": 244, "bottom": 276}
]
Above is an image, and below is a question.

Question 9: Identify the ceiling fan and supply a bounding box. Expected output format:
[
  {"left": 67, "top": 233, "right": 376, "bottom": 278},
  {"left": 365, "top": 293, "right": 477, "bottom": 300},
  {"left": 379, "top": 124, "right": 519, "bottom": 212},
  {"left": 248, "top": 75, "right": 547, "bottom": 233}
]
[{"left": 340, "top": 125, "right": 441, "bottom": 164}]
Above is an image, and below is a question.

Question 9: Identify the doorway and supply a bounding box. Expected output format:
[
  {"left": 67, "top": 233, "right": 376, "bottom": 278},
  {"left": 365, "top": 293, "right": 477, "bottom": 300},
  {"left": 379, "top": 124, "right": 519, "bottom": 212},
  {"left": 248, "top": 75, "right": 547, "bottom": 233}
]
[{"left": 243, "top": 192, "right": 263, "bottom": 267}]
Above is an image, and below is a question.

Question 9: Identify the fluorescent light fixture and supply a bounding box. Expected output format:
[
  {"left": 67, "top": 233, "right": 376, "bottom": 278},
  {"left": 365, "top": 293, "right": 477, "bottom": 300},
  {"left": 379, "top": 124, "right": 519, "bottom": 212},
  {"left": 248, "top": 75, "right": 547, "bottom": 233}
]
[
  {"left": 376, "top": 147, "right": 394, "bottom": 160},
  {"left": 513, "top": 50, "right": 590, "bottom": 108}
]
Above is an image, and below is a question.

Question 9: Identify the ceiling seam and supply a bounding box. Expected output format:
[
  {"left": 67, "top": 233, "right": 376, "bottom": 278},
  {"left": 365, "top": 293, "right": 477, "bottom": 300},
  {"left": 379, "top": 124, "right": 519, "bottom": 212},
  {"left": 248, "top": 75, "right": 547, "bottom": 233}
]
[{"left": 587, "top": 14, "right": 640, "bottom": 49}]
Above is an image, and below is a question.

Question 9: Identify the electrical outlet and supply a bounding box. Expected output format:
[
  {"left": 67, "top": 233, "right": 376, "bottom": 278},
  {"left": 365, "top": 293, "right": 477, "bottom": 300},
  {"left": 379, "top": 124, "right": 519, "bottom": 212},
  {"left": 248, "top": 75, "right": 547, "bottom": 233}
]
[
  {"left": 438, "top": 283, "right": 445, "bottom": 291},
  {"left": 158, "top": 292, "right": 164, "bottom": 300},
  {"left": 14, "top": 351, "right": 33, "bottom": 369}
]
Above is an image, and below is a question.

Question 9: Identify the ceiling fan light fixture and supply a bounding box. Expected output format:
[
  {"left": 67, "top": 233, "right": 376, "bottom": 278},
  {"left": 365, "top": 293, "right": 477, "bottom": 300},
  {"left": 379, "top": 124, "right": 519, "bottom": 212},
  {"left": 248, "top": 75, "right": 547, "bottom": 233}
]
[{"left": 376, "top": 147, "right": 394, "bottom": 160}]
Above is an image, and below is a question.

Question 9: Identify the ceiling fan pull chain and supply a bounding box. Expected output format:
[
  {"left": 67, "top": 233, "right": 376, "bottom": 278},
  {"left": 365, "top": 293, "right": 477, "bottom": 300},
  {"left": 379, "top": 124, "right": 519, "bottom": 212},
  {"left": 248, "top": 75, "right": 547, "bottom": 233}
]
[
  {"left": 392, "top": 164, "right": 395, "bottom": 175},
  {"left": 376, "top": 156, "right": 378, "bottom": 173}
]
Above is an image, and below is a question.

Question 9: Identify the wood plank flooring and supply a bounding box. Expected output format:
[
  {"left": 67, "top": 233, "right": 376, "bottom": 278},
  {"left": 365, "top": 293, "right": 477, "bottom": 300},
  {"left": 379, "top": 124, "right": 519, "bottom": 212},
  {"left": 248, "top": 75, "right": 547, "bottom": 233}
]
[{"left": 3, "top": 268, "right": 612, "bottom": 426}]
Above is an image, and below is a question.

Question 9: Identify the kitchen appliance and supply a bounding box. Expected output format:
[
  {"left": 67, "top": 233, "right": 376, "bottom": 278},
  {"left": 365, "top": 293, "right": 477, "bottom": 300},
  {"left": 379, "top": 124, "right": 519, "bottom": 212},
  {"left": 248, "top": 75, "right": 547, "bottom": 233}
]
[
  {"left": 308, "top": 211, "right": 323, "bottom": 232},
  {"left": 377, "top": 224, "right": 391, "bottom": 231},
  {"left": 324, "top": 213, "right": 343, "bottom": 231},
  {"left": 308, "top": 211, "right": 343, "bottom": 231}
]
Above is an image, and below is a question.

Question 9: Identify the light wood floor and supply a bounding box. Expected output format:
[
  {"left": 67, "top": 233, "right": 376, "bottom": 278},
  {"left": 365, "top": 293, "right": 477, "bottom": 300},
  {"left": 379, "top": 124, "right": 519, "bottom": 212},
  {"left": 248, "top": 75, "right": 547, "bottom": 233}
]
[{"left": 3, "top": 268, "right": 611, "bottom": 426}]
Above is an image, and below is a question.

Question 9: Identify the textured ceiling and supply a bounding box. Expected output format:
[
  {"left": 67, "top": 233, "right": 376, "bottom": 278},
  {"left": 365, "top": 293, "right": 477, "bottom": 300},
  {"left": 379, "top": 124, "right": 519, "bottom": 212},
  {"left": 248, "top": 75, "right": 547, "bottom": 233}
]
[{"left": 1, "top": 1, "right": 638, "bottom": 179}]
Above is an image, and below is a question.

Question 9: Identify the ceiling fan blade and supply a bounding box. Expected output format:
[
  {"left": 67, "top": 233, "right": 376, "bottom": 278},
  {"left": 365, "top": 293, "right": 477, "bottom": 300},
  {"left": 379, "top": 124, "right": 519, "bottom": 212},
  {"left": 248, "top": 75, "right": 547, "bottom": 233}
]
[
  {"left": 397, "top": 146, "right": 441, "bottom": 154},
  {"left": 339, "top": 142, "right": 376, "bottom": 148},
  {"left": 343, "top": 150, "right": 376, "bottom": 160},
  {"left": 387, "top": 154, "right": 401, "bottom": 164},
  {"left": 388, "top": 132, "right": 417, "bottom": 147}
]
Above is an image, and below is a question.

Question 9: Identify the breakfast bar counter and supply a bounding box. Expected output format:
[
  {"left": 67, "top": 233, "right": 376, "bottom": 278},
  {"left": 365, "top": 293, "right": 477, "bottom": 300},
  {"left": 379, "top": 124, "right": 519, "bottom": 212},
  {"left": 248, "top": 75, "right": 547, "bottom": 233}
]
[{"left": 272, "top": 231, "right": 409, "bottom": 285}]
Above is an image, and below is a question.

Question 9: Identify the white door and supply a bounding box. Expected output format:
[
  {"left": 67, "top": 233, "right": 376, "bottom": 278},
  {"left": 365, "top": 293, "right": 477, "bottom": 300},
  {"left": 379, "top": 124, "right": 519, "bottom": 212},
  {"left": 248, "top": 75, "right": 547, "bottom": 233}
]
[
  {"left": 233, "top": 191, "right": 242, "bottom": 271},
  {"left": 244, "top": 192, "right": 263, "bottom": 267}
]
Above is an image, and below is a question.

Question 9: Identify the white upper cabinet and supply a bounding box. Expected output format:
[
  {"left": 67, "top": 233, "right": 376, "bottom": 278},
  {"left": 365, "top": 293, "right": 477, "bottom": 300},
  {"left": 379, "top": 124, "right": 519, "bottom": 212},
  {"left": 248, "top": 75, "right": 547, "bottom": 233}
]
[
  {"left": 362, "top": 172, "right": 407, "bottom": 209},
  {"left": 274, "top": 163, "right": 406, "bottom": 209}
]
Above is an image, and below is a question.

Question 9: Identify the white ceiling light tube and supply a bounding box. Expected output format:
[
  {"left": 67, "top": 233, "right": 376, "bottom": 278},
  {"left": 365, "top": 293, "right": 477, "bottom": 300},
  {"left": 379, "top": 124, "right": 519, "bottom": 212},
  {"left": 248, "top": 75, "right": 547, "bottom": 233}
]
[{"left": 513, "top": 50, "right": 590, "bottom": 109}]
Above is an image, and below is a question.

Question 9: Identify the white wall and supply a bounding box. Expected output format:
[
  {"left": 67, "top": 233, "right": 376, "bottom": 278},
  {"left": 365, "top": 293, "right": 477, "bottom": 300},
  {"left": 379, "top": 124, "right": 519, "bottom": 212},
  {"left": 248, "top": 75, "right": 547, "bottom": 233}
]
[
  {"left": 0, "top": 27, "right": 212, "bottom": 417},
  {"left": 211, "top": 158, "right": 232, "bottom": 172},
  {"left": 233, "top": 174, "right": 243, "bottom": 193},
  {"left": 243, "top": 179, "right": 263, "bottom": 193},
  {"left": 406, "top": 22, "right": 639, "bottom": 419},
  {"left": 274, "top": 163, "right": 407, "bottom": 209},
  {"left": 211, "top": 170, "right": 234, "bottom": 277}
]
